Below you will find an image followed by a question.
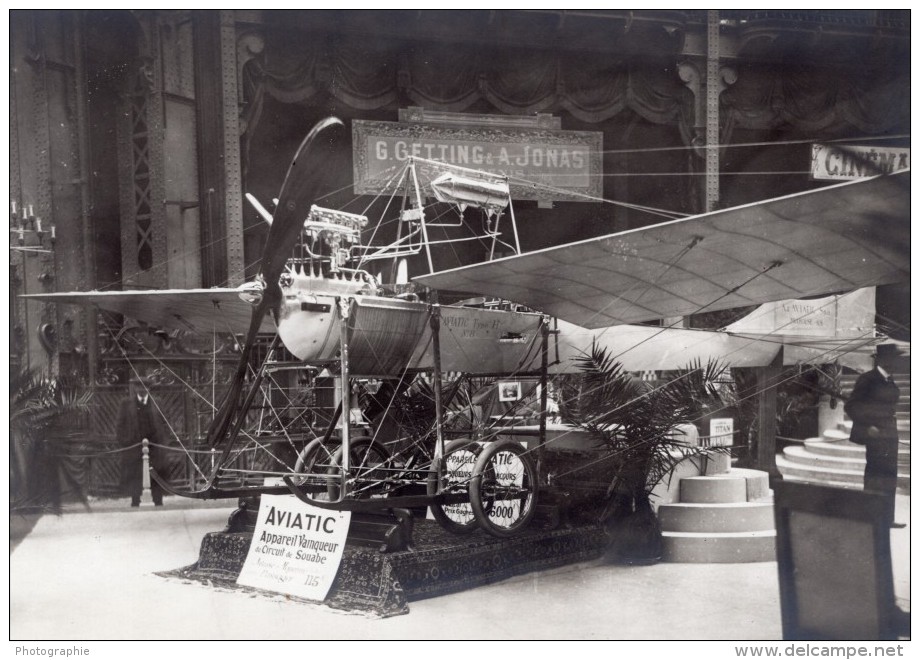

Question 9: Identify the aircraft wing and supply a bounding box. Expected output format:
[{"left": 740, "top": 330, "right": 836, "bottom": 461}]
[
  {"left": 415, "top": 171, "right": 909, "bottom": 329},
  {"left": 23, "top": 287, "right": 270, "bottom": 335}
]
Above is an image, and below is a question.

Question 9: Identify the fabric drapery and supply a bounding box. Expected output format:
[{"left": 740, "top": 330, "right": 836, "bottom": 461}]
[
  {"left": 723, "top": 63, "right": 909, "bottom": 134},
  {"left": 241, "top": 35, "right": 691, "bottom": 132},
  {"left": 241, "top": 32, "right": 908, "bottom": 140}
]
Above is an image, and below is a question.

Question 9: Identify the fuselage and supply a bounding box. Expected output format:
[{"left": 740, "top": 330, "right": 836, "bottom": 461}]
[{"left": 275, "top": 269, "right": 545, "bottom": 377}]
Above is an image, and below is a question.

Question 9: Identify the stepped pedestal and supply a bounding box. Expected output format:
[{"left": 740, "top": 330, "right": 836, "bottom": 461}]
[
  {"left": 777, "top": 419, "right": 911, "bottom": 494},
  {"left": 660, "top": 468, "right": 775, "bottom": 563}
]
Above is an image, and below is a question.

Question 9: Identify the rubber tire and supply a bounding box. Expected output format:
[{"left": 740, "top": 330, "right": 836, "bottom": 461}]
[
  {"left": 291, "top": 437, "right": 338, "bottom": 502},
  {"left": 469, "top": 439, "right": 538, "bottom": 538},
  {"left": 327, "top": 436, "right": 391, "bottom": 500},
  {"left": 427, "top": 439, "right": 481, "bottom": 535}
]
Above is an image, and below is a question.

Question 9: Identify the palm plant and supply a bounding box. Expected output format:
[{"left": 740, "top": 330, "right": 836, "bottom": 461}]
[
  {"left": 10, "top": 367, "right": 94, "bottom": 514},
  {"left": 657, "top": 358, "right": 737, "bottom": 425},
  {"left": 561, "top": 344, "right": 734, "bottom": 563}
]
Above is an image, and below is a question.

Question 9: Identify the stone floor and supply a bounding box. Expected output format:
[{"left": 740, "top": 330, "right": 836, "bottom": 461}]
[{"left": 8, "top": 494, "right": 911, "bottom": 642}]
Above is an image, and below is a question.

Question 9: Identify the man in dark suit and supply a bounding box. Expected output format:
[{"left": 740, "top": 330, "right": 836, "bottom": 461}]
[
  {"left": 116, "top": 376, "right": 165, "bottom": 506},
  {"left": 844, "top": 344, "right": 905, "bottom": 528}
]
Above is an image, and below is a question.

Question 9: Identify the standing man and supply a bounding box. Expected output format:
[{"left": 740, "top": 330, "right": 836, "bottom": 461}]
[
  {"left": 116, "top": 375, "right": 165, "bottom": 507},
  {"left": 844, "top": 344, "right": 905, "bottom": 528}
]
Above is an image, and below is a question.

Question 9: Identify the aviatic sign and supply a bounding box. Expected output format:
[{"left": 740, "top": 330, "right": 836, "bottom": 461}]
[
  {"left": 811, "top": 144, "right": 909, "bottom": 180},
  {"left": 237, "top": 495, "right": 350, "bottom": 601},
  {"left": 353, "top": 117, "right": 603, "bottom": 203}
]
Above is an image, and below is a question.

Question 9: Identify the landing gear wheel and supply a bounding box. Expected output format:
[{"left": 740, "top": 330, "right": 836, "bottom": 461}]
[
  {"left": 427, "top": 439, "right": 481, "bottom": 535},
  {"left": 327, "top": 436, "right": 391, "bottom": 501},
  {"left": 469, "top": 440, "right": 538, "bottom": 538},
  {"left": 291, "top": 437, "right": 337, "bottom": 502}
]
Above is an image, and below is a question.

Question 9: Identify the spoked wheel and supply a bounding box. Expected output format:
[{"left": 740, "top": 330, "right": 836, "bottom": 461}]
[
  {"left": 427, "top": 439, "right": 481, "bottom": 535},
  {"left": 327, "top": 436, "right": 392, "bottom": 501},
  {"left": 469, "top": 440, "right": 538, "bottom": 538},
  {"left": 291, "top": 437, "right": 338, "bottom": 502}
]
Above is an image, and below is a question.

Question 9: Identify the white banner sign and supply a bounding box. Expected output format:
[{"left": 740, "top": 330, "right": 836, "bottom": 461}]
[
  {"left": 811, "top": 144, "right": 909, "bottom": 180},
  {"left": 353, "top": 119, "right": 603, "bottom": 203},
  {"left": 708, "top": 418, "right": 734, "bottom": 447},
  {"left": 237, "top": 495, "right": 350, "bottom": 602}
]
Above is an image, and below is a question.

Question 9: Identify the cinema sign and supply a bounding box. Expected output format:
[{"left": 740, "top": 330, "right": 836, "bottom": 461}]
[
  {"left": 811, "top": 144, "right": 909, "bottom": 180},
  {"left": 353, "top": 115, "right": 603, "bottom": 203}
]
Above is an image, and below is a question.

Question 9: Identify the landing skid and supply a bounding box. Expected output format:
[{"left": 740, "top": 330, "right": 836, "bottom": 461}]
[
  {"left": 281, "top": 475, "right": 471, "bottom": 512},
  {"left": 149, "top": 467, "right": 301, "bottom": 501}
]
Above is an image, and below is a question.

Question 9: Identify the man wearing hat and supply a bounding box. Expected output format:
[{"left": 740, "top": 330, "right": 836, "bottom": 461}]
[
  {"left": 115, "top": 375, "right": 165, "bottom": 506},
  {"left": 844, "top": 344, "right": 905, "bottom": 528}
]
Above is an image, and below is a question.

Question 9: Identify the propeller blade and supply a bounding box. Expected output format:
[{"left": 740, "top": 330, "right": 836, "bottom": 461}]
[
  {"left": 205, "top": 117, "right": 347, "bottom": 449},
  {"left": 262, "top": 116, "right": 347, "bottom": 304}
]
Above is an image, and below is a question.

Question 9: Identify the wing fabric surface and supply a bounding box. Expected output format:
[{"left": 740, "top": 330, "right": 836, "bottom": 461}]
[
  {"left": 415, "top": 171, "right": 909, "bottom": 329},
  {"left": 23, "top": 288, "right": 269, "bottom": 335}
]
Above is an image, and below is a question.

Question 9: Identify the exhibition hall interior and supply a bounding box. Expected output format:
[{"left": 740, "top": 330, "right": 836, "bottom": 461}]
[{"left": 9, "top": 9, "right": 911, "bottom": 642}]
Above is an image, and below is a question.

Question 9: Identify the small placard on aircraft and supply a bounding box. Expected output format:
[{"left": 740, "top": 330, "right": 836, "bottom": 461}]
[{"left": 237, "top": 495, "right": 351, "bottom": 602}]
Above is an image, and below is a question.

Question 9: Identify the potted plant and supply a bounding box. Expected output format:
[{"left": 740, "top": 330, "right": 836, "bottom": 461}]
[
  {"left": 562, "top": 344, "right": 734, "bottom": 564},
  {"left": 10, "top": 367, "right": 93, "bottom": 514}
]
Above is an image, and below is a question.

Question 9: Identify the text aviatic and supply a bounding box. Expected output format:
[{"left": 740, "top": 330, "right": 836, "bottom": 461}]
[
  {"left": 353, "top": 119, "right": 603, "bottom": 203},
  {"left": 237, "top": 495, "right": 351, "bottom": 601}
]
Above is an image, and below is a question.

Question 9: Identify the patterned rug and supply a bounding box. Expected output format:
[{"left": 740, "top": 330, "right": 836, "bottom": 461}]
[{"left": 158, "top": 519, "right": 608, "bottom": 618}]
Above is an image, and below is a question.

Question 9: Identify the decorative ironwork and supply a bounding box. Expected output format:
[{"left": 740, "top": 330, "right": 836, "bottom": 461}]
[
  {"left": 173, "top": 329, "right": 236, "bottom": 356},
  {"left": 95, "top": 367, "right": 121, "bottom": 387},
  {"left": 117, "top": 326, "right": 165, "bottom": 356},
  {"left": 117, "top": 25, "right": 168, "bottom": 289},
  {"left": 129, "top": 93, "right": 154, "bottom": 270},
  {"left": 145, "top": 367, "right": 179, "bottom": 387},
  {"left": 93, "top": 390, "right": 125, "bottom": 436},
  {"left": 87, "top": 444, "right": 124, "bottom": 496}
]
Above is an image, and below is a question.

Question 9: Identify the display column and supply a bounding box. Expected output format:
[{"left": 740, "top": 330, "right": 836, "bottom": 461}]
[{"left": 220, "top": 9, "right": 246, "bottom": 286}]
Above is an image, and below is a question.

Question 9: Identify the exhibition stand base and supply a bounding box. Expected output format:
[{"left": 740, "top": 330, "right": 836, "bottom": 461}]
[{"left": 158, "top": 519, "right": 608, "bottom": 617}]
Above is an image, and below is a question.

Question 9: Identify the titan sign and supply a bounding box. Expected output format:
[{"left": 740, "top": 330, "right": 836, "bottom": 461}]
[
  {"left": 811, "top": 144, "right": 909, "bottom": 180},
  {"left": 353, "top": 119, "right": 603, "bottom": 203}
]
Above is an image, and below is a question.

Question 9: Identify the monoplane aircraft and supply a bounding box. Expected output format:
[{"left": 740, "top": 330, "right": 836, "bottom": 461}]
[{"left": 28, "top": 117, "right": 910, "bottom": 537}]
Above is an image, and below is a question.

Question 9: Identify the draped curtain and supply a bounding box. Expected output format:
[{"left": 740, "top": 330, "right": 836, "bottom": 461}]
[
  {"left": 723, "top": 63, "right": 909, "bottom": 135},
  {"left": 239, "top": 31, "right": 909, "bottom": 185},
  {"left": 243, "top": 32, "right": 908, "bottom": 135},
  {"left": 241, "top": 35, "right": 691, "bottom": 134}
]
